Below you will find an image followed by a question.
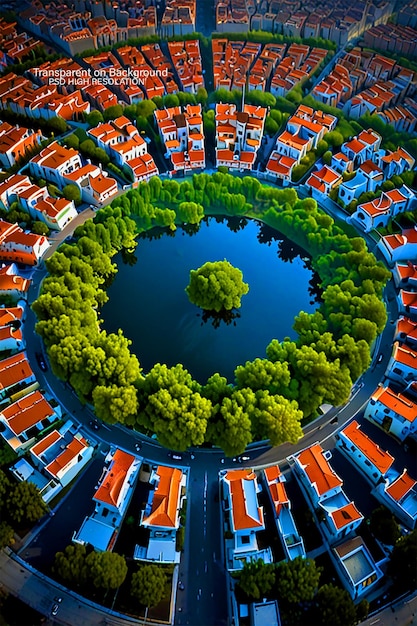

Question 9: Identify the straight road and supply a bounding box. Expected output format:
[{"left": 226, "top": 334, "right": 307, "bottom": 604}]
[{"left": 176, "top": 459, "right": 228, "bottom": 626}]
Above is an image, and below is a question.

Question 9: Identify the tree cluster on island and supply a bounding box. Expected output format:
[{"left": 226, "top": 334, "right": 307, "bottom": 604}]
[
  {"left": 32, "top": 173, "right": 390, "bottom": 455},
  {"left": 186, "top": 259, "right": 249, "bottom": 313}
]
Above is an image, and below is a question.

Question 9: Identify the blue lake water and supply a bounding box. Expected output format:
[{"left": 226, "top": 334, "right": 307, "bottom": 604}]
[{"left": 101, "top": 217, "right": 319, "bottom": 384}]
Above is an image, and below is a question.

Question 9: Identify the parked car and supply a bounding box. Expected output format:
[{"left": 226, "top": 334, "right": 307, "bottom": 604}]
[
  {"left": 51, "top": 603, "right": 60, "bottom": 616},
  {"left": 168, "top": 452, "right": 183, "bottom": 461},
  {"left": 35, "top": 352, "right": 47, "bottom": 371}
]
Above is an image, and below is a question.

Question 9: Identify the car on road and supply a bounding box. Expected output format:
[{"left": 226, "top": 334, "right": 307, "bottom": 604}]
[
  {"left": 168, "top": 452, "right": 183, "bottom": 461},
  {"left": 89, "top": 420, "right": 100, "bottom": 431},
  {"left": 233, "top": 455, "right": 250, "bottom": 463},
  {"left": 178, "top": 581, "right": 185, "bottom": 590},
  {"left": 35, "top": 352, "right": 47, "bottom": 371},
  {"left": 134, "top": 442, "right": 142, "bottom": 451},
  {"left": 51, "top": 603, "right": 60, "bottom": 616},
  {"left": 377, "top": 353, "right": 384, "bottom": 363}
]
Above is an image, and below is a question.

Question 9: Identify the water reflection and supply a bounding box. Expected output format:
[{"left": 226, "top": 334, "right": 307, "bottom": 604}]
[{"left": 199, "top": 308, "right": 241, "bottom": 329}]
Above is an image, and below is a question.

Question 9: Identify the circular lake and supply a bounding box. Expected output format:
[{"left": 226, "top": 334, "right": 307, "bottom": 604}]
[{"left": 101, "top": 217, "right": 319, "bottom": 384}]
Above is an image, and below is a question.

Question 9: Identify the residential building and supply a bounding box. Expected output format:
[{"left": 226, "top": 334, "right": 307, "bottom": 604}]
[
  {"left": 137, "top": 465, "right": 187, "bottom": 563},
  {"left": 0, "top": 122, "right": 43, "bottom": 169},
  {"left": 30, "top": 423, "right": 94, "bottom": 487},
  {"left": 398, "top": 290, "right": 417, "bottom": 319},
  {"left": 341, "top": 130, "right": 382, "bottom": 167},
  {"left": 0, "top": 264, "right": 31, "bottom": 300},
  {"left": 265, "top": 153, "right": 297, "bottom": 185},
  {"left": 378, "top": 226, "right": 417, "bottom": 266},
  {"left": 0, "top": 390, "right": 59, "bottom": 454},
  {"left": 290, "top": 443, "right": 363, "bottom": 544},
  {"left": 365, "top": 384, "right": 417, "bottom": 443},
  {"left": 306, "top": 165, "right": 342, "bottom": 200},
  {"left": 168, "top": 40, "right": 204, "bottom": 94},
  {"left": 0, "top": 352, "right": 35, "bottom": 400},
  {"left": 88, "top": 116, "right": 158, "bottom": 183},
  {"left": 331, "top": 536, "right": 384, "bottom": 599},
  {"left": 350, "top": 186, "right": 416, "bottom": 232},
  {"left": 30, "top": 142, "right": 118, "bottom": 205},
  {"left": 386, "top": 342, "right": 417, "bottom": 385},
  {"left": 393, "top": 262, "right": 417, "bottom": 291},
  {"left": 0, "top": 173, "right": 77, "bottom": 231},
  {"left": 263, "top": 465, "right": 306, "bottom": 561},
  {"left": 155, "top": 105, "right": 205, "bottom": 173},
  {"left": 0, "top": 220, "right": 49, "bottom": 266},
  {"left": 0, "top": 306, "right": 24, "bottom": 353},
  {"left": 215, "top": 103, "right": 266, "bottom": 171},
  {"left": 336, "top": 420, "right": 417, "bottom": 529},
  {"left": 271, "top": 104, "right": 336, "bottom": 165},
  {"left": 74, "top": 448, "right": 141, "bottom": 552},
  {"left": 395, "top": 316, "right": 417, "bottom": 348},
  {"left": 221, "top": 468, "right": 273, "bottom": 571}
]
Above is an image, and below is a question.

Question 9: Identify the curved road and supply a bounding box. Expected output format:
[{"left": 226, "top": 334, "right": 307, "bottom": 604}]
[{"left": 0, "top": 195, "right": 411, "bottom": 626}]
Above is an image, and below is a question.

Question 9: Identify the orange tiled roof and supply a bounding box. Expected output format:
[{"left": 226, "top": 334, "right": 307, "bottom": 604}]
[
  {"left": 46, "top": 435, "right": 89, "bottom": 477},
  {"left": 225, "top": 468, "right": 264, "bottom": 531},
  {"left": 94, "top": 449, "right": 136, "bottom": 507},
  {"left": 2, "top": 390, "right": 54, "bottom": 436},
  {"left": 386, "top": 470, "right": 416, "bottom": 502},
  {"left": 30, "top": 429, "right": 61, "bottom": 457},
  {"left": 341, "top": 420, "right": 394, "bottom": 474},
  {"left": 370, "top": 385, "right": 417, "bottom": 422},
  {"left": 297, "top": 444, "right": 342, "bottom": 496},
  {"left": 264, "top": 465, "right": 289, "bottom": 515},
  {"left": 0, "top": 352, "right": 33, "bottom": 392},
  {"left": 142, "top": 465, "right": 182, "bottom": 528},
  {"left": 330, "top": 502, "right": 363, "bottom": 530}
]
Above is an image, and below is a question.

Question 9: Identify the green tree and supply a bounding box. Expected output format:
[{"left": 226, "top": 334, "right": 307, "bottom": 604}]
[
  {"left": 62, "top": 184, "right": 81, "bottom": 203},
  {"left": 275, "top": 557, "right": 322, "bottom": 604},
  {"left": 207, "top": 389, "right": 254, "bottom": 457},
  {"left": 314, "top": 584, "right": 356, "bottom": 626},
  {"left": 370, "top": 506, "right": 401, "bottom": 545},
  {"left": 32, "top": 220, "right": 50, "bottom": 235},
  {"left": 86, "top": 110, "right": 104, "bottom": 127},
  {"left": 6, "top": 481, "right": 47, "bottom": 525},
  {"left": 0, "top": 469, "right": 12, "bottom": 506},
  {"left": 103, "top": 104, "right": 123, "bottom": 121},
  {"left": 186, "top": 260, "right": 249, "bottom": 312},
  {"left": 138, "top": 363, "right": 212, "bottom": 450},
  {"left": 53, "top": 544, "right": 89, "bottom": 585},
  {"left": 85, "top": 551, "right": 128, "bottom": 591},
  {"left": 64, "top": 134, "right": 80, "bottom": 149},
  {"left": 237, "top": 559, "right": 276, "bottom": 600},
  {"left": 387, "top": 529, "right": 417, "bottom": 592},
  {"left": 0, "top": 521, "right": 14, "bottom": 548},
  {"left": 130, "top": 564, "right": 167, "bottom": 608}
]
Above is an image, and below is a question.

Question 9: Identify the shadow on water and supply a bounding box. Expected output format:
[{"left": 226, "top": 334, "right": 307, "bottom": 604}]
[{"left": 198, "top": 308, "right": 241, "bottom": 329}]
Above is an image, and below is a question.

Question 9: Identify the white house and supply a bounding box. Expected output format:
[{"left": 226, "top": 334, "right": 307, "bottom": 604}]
[
  {"left": 0, "top": 264, "right": 31, "bottom": 300},
  {"left": 290, "top": 443, "right": 363, "bottom": 544},
  {"left": 0, "top": 390, "right": 60, "bottom": 454},
  {"left": 331, "top": 536, "right": 384, "bottom": 599},
  {"left": 378, "top": 226, "right": 417, "bottom": 266},
  {"left": 221, "top": 468, "right": 273, "bottom": 571},
  {"left": 365, "top": 384, "right": 417, "bottom": 442},
  {"left": 0, "top": 351, "right": 35, "bottom": 400},
  {"left": 137, "top": 465, "right": 186, "bottom": 563},
  {"left": 350, "top": 186, "right": 416, "bottom": 233},
  {"left": 263, "top": 465, "right": 306, "bottom": 561},
  {"left": 0, "top": 306, "right": 25, "bottom": 353},
  {"left": 386, "top": 342, "right": 417, "bottom": 385},
  {"left": 336, "top": 420, "right": 417, "bottom": 529},
  {"left": 74, "top": 448, "right": 140, "bottom": 552}
]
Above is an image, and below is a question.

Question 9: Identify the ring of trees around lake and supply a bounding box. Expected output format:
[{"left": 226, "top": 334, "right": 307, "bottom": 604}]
[{"left": 32, "top": 172, "right": 391, "bottom": 455}]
